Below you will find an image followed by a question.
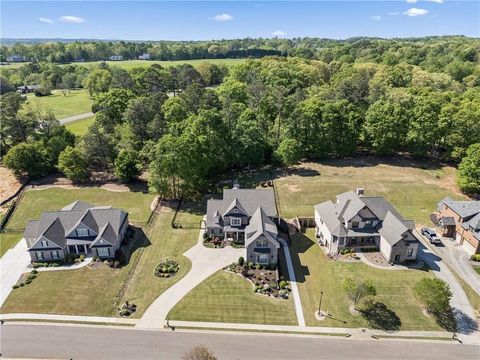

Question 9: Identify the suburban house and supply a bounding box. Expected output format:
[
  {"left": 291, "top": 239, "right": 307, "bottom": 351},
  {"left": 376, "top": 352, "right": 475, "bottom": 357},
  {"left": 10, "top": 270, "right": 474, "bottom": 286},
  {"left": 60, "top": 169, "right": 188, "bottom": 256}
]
[
  {"left": 108, "top": 55, "right": 124, "bottom": 61},
  {"left": 138, "top": 53, "right": 151, "bottom": 60},
  {"left": 7, "top": 55, "right": 26, "bottom": 62},
  {"left": 17, "top": 85, "right": 40, "bottom": 94},
  {"left": 24, "top": 201, "right": 128, "bottom": 262},
  {"left": 437, "top": 197, "right": 480, "bottom": 255},
  {"left": 206, "top": 188, "right": 280, "bottom": 266},
  {"left": 314, "top": 189, "right": 419, "bottom": 263}
]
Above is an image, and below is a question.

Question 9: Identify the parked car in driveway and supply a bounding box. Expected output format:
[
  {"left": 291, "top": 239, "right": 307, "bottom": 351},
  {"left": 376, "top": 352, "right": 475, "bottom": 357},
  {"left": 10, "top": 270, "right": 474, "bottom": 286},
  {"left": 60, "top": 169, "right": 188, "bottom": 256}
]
[{"left": 421, "top": 227, "right": 442, "bottom": 245}]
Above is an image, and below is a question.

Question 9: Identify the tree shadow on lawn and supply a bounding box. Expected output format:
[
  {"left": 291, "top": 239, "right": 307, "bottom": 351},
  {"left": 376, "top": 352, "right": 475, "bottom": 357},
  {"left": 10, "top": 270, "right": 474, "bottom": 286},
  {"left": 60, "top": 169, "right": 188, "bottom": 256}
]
[
  {"left": 287, "top": 231, "right": 314, "bottom": 284},
  {"left": 451, "top": 308, "right": 478, "bottom": 335},
  {"left": 315, "top": 155, "right": 445, "bottom": 171},
  {"left": 361, "top": 302, "right": 402, "bottom": 332}
]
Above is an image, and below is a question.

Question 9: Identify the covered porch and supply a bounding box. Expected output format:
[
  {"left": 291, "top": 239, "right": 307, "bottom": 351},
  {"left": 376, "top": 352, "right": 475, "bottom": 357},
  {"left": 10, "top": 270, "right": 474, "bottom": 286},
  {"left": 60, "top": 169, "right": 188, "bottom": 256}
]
[
  {"left": 224, "top": 230, "right": 245, "bottom": 244},
  {"left": 66, "top": 240, "right": 93, "bottom": 255}
]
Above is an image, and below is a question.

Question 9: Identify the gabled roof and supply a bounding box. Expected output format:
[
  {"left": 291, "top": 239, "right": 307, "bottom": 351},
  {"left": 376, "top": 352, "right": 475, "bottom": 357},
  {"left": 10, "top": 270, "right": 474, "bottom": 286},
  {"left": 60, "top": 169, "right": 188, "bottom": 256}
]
[
  {"left": 91, "top": 222, "right": 117, "bottom": 247},
  {"left": 24, "top": 201, "right": 128, "bottom": 250},
  {"left": 315, "top": 190, "right": 416, "bottom": 245},
  {"left": 223, "top": 198, "right": 248, "bottom": 217},
  {"left": 440, "top": 197, "right": 480, "bottom": 219},
  {"left": 245, "top": 207, "right": 280, "bottom": 248}
]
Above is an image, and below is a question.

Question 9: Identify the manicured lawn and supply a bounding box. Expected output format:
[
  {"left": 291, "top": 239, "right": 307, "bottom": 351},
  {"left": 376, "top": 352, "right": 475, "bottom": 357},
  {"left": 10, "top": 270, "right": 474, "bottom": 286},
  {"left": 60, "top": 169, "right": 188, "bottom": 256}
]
[
  {"left": 474, "top": 266, "right": 480, "bottom": 276},
  {"left": 65, "top": 116, "right": 95, "bottom": 136},
  {"left": 25, "top": 89, "right": 92, "bottom": 119},
  {"left": 6, "top": 187, "right": 155, "bottom": 230},
  {"left": 168, "top": 270, "right": 297, "bottom": 325},
  {"left": 119, "top": 203, "right": 202, "bottom": 317},
  {"left": 0, "top": 233, "right": 22, "bottom": 258},
  {"left": 272, "top": 158, "right": 466, "bottom": 226},
  {"left": 1, "top": 201, "right": 200, "bottom": 318},
  {"left": 291, "top": 229, "right": 441, "bottom": 330},
  {"left": 77, "top": 58, "right": 247, "bottom": 70}
]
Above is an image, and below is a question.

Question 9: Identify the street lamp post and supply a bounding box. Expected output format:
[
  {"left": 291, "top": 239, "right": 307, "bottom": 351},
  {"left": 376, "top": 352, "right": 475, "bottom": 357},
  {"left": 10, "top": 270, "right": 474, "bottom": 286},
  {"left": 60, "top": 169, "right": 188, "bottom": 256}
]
[{"left": 318, "top": 291, "right": 324, "bottom": 315}]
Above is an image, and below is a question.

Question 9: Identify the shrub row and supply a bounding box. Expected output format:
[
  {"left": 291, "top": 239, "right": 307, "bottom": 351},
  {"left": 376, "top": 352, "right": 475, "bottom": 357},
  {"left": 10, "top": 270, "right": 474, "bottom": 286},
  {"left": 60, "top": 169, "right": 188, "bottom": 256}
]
[{"left": 470, "top": 254, "right": 480, "bottom": 262}]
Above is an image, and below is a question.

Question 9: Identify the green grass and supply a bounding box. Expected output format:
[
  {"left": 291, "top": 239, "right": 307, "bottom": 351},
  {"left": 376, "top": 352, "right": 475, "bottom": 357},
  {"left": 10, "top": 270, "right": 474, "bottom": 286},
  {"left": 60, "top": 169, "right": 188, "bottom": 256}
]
[
  {"left": 65, "top": 116, "right": 95, "bottom": 136},
  {"left": 453, "top": 272, "right": 480, "bottom": 315},
  {"left": 271, "top": 158, "right": 466, "bottom": 226},
  {"left": 76, "top": 58, "right": 247, "bottom": 70},
  {"left": 474, "top": 266, "right": 480, "bottom": 276},
  {"left": 168, "top": 270, "right": 297, "bottom": 325},
  {"left": 1, "top": 200, "right": 199, "bottom": 318},
  {"left": 0, "top": 233, "right": 22, "bottom": 258},
  {"left": 291, "top": 229, "right": 441, "bottom": 330},
  {"left": 25, "top": 89, "right": 92, "bottom": 119},
  {"left": 6, "top": 187, "right": 155, "bottom": 230}
]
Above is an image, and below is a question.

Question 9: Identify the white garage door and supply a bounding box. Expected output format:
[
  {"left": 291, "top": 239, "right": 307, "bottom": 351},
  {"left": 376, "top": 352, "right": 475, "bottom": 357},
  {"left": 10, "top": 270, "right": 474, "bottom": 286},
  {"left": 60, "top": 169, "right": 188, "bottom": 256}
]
[{"left": 461, "top": 239, "right": 476, "bottom": 256}]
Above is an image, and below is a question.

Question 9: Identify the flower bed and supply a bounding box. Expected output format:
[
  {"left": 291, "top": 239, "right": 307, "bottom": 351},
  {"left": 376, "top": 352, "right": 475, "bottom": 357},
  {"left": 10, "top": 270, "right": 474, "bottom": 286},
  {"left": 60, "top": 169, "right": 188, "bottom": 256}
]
[
  {"left": 154, "top": 258, "right": 180, "bottom": 278},
  {"left": 224, "top": 261, "right": 291, "bottom": 299},
  {"left": 230, "top": 242, "right": 245, "bottom": 249},
  {"left": 203, "top": 233, "right": 226, "bottom": 248}
]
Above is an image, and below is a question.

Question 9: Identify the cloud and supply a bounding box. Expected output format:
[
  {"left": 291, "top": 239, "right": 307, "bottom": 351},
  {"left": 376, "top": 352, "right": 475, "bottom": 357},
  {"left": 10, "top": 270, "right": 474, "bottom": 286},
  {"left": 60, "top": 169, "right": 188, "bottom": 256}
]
[
  {"left": 38, "top": 17, "right": 54, "bottom": 24},
  {"left": 211, "top": 13, "right": 233, "bottom": 22},
  {"left": 387, "top": 11, "right": 400, "bottom": 16},
  {"left": 272, "top": 30, "right": 286, "bottom": 36},
  {"left": 426, "top": 0, "right": 444, "bottom": 3},
  {"left": 404, "top": 8, "right": 429, "bottom": 16},
  {"left": 406, "top": 0, "right": 418, "bottom": 3},
  {"left": 371, "top": 15, "right": 382, "bottom": 20},
  {"left": 59, "top": 16, "right": 86, "bottom": 24}
]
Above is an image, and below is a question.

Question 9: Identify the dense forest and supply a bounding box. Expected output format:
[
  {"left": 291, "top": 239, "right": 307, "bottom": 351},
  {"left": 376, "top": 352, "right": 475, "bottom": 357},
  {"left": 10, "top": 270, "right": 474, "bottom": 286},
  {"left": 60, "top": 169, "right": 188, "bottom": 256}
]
[{"left": 1, "top": 36, "right": 480, "bottom": 196}]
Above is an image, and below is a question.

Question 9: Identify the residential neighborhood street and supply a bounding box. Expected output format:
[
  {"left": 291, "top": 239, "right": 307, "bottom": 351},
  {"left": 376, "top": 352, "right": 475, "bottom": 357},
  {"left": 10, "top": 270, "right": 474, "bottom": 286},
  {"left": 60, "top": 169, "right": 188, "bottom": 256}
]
[{"left": 2, "top": 323, "right": 479, "bottom": 360}]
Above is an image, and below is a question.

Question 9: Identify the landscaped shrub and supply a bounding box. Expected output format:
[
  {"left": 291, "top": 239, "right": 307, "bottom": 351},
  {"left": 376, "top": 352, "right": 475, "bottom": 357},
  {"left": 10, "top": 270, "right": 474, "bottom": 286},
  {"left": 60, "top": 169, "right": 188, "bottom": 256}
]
[
  {"left": 48, "top": 262, "right": 60, "bottom": 267},
  {"left": 154, "top": 259, "right": 180, "bottom": 278},
  {"left": 238, "top": 256, "right": 245, "bottom": 266},
  {"left": 12, "top": 284, "right": 19, "bottom": 289},
  {"left": 279, "top": 280, "right": 288, "bottom": 289},
  {"left": 471, "top": 254, "right": 480, "bottom": 262},
  {"left": 31, "top": 269, "right": 38, "bottom": 274},
  {"left": 25, "top": 279, "right": 32, "bottom": 284}
]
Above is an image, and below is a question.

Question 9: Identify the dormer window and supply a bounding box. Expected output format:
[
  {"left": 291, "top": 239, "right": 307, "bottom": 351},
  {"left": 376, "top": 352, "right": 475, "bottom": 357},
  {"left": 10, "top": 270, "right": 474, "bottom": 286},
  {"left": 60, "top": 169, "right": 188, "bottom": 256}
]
[
  {"left": 41, "top": 240, "right": 47, "bottom": 247},
  {"left": 77, "top": 229, "right": 88, "bottom": 237},
  {"left": 351, "top": 221, "right": 359, "bottom": 228},
  {"left": 231, "top": 218, "right": 241, "bottom": 226}
]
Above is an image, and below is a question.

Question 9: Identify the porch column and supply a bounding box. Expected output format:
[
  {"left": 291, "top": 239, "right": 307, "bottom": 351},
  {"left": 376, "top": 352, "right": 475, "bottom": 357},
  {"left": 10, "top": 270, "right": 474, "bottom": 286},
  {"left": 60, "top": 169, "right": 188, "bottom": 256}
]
[
  {"left": 84, "top": 244, "right": 88, "bottom": 254},
  {"left": 75, "top": 245, "right": 80, "bottom": 254}
]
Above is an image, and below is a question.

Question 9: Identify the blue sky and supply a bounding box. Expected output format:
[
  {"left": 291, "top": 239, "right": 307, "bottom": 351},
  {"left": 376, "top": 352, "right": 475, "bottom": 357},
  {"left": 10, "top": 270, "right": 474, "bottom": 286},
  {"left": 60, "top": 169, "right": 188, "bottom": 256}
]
[{"left": 1, "top": 1, "right": 479, "bottom": 40}]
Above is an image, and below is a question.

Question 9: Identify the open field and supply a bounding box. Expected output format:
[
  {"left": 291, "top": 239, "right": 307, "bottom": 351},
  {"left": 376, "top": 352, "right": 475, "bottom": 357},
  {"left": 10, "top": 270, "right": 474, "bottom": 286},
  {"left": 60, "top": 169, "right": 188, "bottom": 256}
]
[
  {"left": 235, "top": 157, "right": 466, "bottom": 227},
  {"left": 6, "top": 187, "right": 155, "bottom": 230},
  {"left": 168, "top": 270, "right": 297, "bottom": 325},
  {"left": 25, "top": 89, "right": 92, "bottom": 119},
  {"left": 0, "top": 233, "right": 22, "bottom": 258},
  {"left": 75, "top": 58, "right": 247, "bottom": 70},
  {"left": 1, "top": 195, "right": 201, "bottom": 318},
  {"left": 290, "top": 229, "right": 441, "bottom": 330},
  {"left": 65, "top": 116, "right": 95, "bottom": 136}
]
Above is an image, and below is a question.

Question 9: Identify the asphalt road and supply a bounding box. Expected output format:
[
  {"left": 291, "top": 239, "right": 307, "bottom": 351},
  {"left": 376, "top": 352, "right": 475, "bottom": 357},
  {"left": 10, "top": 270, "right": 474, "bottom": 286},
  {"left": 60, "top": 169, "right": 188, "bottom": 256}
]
[{"left": 1, "top": 323, "right": 479, "bottom": 360}]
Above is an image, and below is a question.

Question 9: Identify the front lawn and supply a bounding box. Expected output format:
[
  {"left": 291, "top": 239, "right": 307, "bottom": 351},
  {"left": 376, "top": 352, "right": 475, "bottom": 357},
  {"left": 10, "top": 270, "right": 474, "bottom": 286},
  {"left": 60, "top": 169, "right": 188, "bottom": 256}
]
[
  {"left": 26, "top": 89, "right": 92, "bottom": 119},
  {"left": 168, "top": 270, "right": 297, "bottom": 325},
  {"left": 0, "top": 233, "right": 22, "bottom": 258},
  {"left": 291, "top": 229, "right": 441, "bottom": 330},
  {"left": 1, "top": 201, "right": 201, "bottom": 318},
  {"left": 6, "top": 187, "right": 155, "bottom": 230}
]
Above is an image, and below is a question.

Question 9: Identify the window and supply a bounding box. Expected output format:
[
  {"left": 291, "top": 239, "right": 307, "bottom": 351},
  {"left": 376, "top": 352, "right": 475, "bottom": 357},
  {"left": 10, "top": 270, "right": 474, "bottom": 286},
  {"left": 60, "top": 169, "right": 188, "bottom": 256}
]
[
  {"left": 36, "top": 252, "right": 44, "bottom": 260},
  {"left": 257, "top": 239, "right": 268, "bottom": 247},
  {"left": 332, "top": 236, "right": 337, "bottom": 243},
  {"left": 339, "top": 238, "right": 344, "bottom": 246},
  {"left": 51, "top": 251, "right": 59, "bottom": 260},
  {"left": 231, "top": 218, "right": 241, "bottom": 226},
  {"left": 351, "top": 222, "right": 359, "bottom": 228},
  {"left": 41, "top": 240, "right": 48, "bottom": 247},
  {"left": 77, "top": 228, "right": 88, "bottom": 237},
  {"left": 97, "top": 248, "right": 110, "bottom": 257},
  {"left": 407, "top": 248, "right": 414, "bottom": 257},
  {"left": 365, "top": 220, "right": 372, "bottom": 227}
]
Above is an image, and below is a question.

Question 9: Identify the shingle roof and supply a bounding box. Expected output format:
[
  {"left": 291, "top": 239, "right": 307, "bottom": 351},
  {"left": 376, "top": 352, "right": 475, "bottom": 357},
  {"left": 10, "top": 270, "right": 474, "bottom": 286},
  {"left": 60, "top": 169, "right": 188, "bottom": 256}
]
[
  {"left": 440, "top": 197, "right": 480, "bottom": 219},
  {"left": 25, "top": 201, "right": 127, "bottom": 250},
  {"left": 315, "top": 190, "right": 415, "bottom": 245},
  {"left": 206, "top": 189, "right": 277, "bottom": 228},
  {"left": 245, "top": 207, "right": 280, "bottom": 248}
]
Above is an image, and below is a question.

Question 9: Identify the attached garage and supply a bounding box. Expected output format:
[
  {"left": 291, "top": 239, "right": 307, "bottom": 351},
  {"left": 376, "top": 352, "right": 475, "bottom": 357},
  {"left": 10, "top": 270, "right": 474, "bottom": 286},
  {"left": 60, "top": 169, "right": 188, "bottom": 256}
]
[{"left": 461, "top": 238, "right": 477, "bottom": 256}]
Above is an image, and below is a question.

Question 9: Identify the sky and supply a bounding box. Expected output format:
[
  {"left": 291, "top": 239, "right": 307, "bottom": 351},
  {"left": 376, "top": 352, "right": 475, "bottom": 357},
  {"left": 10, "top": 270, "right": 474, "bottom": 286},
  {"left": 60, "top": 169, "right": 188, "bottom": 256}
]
[{"left": 1, "top": 1, "right": 479, "bottom": 41}]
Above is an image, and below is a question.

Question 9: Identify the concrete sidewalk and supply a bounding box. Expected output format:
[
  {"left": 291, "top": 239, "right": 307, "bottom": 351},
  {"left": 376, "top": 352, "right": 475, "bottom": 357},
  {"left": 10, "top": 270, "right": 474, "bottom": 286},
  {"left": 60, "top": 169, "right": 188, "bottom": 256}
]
[
  {"left": 0, "top": 313, "right": 138, "bottom": 325},
  {"left": 0, "top": 239, "right": 30, "bottom": 307}
]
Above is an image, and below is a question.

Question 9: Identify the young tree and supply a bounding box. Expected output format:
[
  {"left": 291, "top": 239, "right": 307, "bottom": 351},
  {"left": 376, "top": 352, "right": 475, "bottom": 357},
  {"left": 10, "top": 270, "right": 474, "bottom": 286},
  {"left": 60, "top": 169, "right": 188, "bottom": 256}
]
[
  {"left": 457, "top": 143, "right": 480, "bottom": 195},
  {"left": 57, "top": 146, "right": 90, "bottom": 183},
  {"left": 3, "top": 142, "right": 50, "bottom": 178},
  {"left": 414, "top": 278, "right": 452, "bottom": 315},
  {"left": 343, "top": 278, "right": 376, "bottom": 310},
  {"left": 182, "top": 345, "right": 217, "bottom": 360},
  {"left": 114, "top": 149, "right": 141, "bottom": 183},
  {"left": 275, "top": 138, "right": 302, "bottom": 166}
]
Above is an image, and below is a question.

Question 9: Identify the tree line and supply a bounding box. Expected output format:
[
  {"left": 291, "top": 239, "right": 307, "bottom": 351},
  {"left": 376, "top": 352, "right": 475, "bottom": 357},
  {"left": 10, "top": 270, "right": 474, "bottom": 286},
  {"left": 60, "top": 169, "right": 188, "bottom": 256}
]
[{"left": 1, "top": 41, "right": 480, "bottom": 196}]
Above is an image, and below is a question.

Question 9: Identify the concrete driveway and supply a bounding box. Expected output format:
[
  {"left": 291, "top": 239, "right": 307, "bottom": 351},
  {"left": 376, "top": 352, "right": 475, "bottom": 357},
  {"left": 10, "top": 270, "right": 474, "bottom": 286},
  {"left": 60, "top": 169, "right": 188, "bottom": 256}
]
[
  {"left": 415, "top": 233, "right": 479, "bottom": 342},
  {"left": 136, "top": 227, "right": 244, "bottom": 328},
  {"left": 0, "top": 238, "right": 30, "bottom": 307}
]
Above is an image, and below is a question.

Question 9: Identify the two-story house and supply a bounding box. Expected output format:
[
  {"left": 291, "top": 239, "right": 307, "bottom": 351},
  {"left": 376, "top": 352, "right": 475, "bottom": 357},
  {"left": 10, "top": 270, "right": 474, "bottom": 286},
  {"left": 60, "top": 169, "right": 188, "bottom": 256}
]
[
  {"left": 314, "top": 189, "right": 419, "bottom": 263},
  {"left": 206, "top": 188, "right": 280, "bottom": 266},
  {"left": 437, "top": 197, "right": 480, "bottom": 255},
  {"left": 24, "top": 201, "right": 128, "bottom": 262}
]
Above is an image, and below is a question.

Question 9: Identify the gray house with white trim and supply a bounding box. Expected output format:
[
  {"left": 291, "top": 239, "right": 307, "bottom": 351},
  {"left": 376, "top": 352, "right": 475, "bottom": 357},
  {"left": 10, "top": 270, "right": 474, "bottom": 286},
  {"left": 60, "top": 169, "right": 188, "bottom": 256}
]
[
  {"left": 24, "top": 201, "right": 128, "bottom": 262},
  {"left": 314, "top": 189, "right": 419, "bottom": 263},
  {"left": 206, "top": 189, "right": 280, "bottom": 266}
]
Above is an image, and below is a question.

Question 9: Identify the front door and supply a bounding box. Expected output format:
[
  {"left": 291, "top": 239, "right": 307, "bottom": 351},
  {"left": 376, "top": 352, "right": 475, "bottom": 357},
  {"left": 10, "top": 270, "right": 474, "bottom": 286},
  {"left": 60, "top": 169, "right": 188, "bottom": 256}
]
[{"left": 394, "top": 254, "right": 401, "bottom": 262}]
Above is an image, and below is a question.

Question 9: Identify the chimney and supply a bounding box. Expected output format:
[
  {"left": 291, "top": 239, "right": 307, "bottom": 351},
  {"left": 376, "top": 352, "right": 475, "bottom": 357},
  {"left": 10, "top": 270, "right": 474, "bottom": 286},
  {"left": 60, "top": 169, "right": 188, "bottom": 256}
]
[{"left": 356, "top": 188, "right": 365, "bottom": 196}]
